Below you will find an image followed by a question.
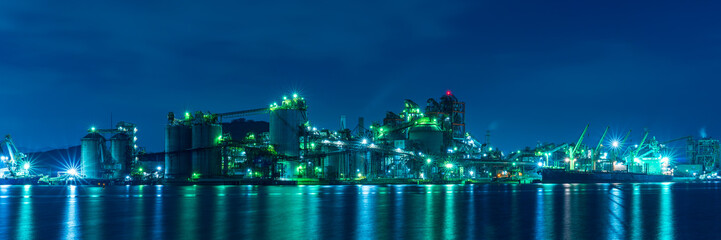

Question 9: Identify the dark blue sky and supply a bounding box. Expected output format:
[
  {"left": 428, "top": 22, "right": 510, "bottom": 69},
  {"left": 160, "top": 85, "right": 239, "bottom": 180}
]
[{"left": 1, "top": 1, "right": 719, "bottom": 153}]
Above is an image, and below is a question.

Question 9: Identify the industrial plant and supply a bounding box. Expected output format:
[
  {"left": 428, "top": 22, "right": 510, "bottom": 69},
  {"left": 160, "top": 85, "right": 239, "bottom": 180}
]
[
  {"left": 91, "top": 91, "right": 721, "bottom": 184},
  {"left": 2, "top": 91, "right": 720, "bottom": 185}
]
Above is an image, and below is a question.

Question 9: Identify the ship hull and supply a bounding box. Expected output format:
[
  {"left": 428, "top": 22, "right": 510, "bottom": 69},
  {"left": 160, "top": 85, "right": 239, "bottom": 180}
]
[
  {"left": 541, "top": 168, "right": 672, "bottom": 183},
  {"left": 0, "top": 176, "right": 42, "bottom": 185}
]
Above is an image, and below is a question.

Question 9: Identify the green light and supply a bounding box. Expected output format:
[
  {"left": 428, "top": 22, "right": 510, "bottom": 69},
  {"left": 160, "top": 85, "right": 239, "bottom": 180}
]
[
  {"left": 427, "top": 158, "right": 432, "bottom": 163},
  {"left": 445, "top": 163, "right": 453, "bottom": 169},
  {"left": 91, "top": 127, "right": 96, "bottom": 132},
  {"left": 293, "top": 93, "right": 298, "bottom": 98},
  {"left": 139, "top": 168, "right": 143, "bottom": 172}
]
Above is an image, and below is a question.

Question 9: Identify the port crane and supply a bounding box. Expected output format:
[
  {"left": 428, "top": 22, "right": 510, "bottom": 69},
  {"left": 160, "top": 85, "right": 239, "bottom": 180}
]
[
  {"left": 568, "top": 124, "right": 589, "bottom": 170},
  {"left": 1, "top": 135, "right": 28, "bottom": 177},
  {"left": 590, "top": 126, "right": 609, "bottom": 170}
]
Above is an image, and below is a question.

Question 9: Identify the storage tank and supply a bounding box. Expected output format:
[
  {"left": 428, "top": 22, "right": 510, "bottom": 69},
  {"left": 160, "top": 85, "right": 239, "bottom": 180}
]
[
  {"left": 81, "top": 132, "right": 105, "bottom": 179},
  {"left": 408, "top": 124, "right": 444, "bottom": 154},
  {"left": 165, "top": 124, "right": 192, "bottom": 179},
  {"left": 110, "top": 133, "right": 131, "bottom": 178},
  {"left": 270, "top": 109, "right": 306, "bottom": 157},
  {"left": 192, "top": 123, "right": 222, "bottom": 178}
]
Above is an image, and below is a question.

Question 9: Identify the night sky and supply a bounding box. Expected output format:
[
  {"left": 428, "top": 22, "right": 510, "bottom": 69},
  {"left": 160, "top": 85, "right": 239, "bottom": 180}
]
[{"left": 1, "top": 1, "right": 720, "bottom": 155}]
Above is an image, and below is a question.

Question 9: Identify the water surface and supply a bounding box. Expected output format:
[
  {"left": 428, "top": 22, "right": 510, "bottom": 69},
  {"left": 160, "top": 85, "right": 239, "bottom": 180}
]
[{"left": 1, "top": 183, "right": 719, "bottom": 239}]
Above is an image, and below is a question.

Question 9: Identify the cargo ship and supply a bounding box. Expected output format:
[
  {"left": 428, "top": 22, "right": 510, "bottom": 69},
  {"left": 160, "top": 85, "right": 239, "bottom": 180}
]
[
  {"left": 541, "top": 168, "right": 673, "bottom": 183},
  {"left": 0, "top": 176, "right": 42, "bottom": 185}
]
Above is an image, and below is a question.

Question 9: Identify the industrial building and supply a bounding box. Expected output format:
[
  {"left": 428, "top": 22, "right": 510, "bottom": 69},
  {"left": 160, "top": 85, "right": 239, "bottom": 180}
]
[
  {"left": 687, "top": 137, "right": 721, "bottom": 172},
  {"left": 69, "top": 91, "right": 721, "bottom": 184},
  {"left": 80, "top": 122, "right": 140, "bottom": 179},
  {"left": 156, "top": 92, "right": 521, "bottom": 183}
]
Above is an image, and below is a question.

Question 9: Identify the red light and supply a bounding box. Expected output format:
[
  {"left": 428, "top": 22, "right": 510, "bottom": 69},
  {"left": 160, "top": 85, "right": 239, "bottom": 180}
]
[{"left": 446, "top": 90, "right": 452, "bottom": 96}]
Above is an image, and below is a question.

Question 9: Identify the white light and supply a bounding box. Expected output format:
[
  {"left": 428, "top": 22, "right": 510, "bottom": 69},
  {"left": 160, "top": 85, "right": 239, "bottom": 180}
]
[
  {"left": 470, "top": 171, "right": 474, "bottom": 175},
  {"left": 157, "top": 166, "right": 162, "bottom": 171},
  {"left": 426, "top": 158, "right": 432, "bottom": 163},
  {"left": 67, "top": 168, "right": 78, "bottom": 176},
  {"left": 361, "top": 139, "right": 368, "bottom": 144},
  {"left": 445, "top": 163, "right": 453, "bottom": 169},
  {"left": 23, "top": 163, "right": 30, "bottom": 170},
  {"left": 537, "top": 162, "right": 543, "bottom": 167},
  {"left": 612, "top": 141, "right": 619, "bottom": 148}
]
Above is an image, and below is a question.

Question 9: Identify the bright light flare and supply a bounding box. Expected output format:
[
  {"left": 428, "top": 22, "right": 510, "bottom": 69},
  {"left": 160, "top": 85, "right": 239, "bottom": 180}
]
[
  {"left": 611, "top": 140, "right": 619, "bottom": 148},
  {"left": 67, "top": 168, "right": 78, "bottom": 176}
]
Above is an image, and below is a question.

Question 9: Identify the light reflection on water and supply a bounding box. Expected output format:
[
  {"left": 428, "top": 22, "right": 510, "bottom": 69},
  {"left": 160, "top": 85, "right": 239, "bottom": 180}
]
[{"left": 0, "top": 183, "right": 717, "bottom": 239}]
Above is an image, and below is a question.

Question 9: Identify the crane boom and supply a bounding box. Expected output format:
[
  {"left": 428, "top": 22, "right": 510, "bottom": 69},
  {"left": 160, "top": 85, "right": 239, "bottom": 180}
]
[
  {"left": 548, "top": 143, "right": 569, "bottom": 154},
  {"left": 569, "top": 124, "right": 589, "bottom": 170},
  {"left": 593, "top": 126, "right": 609, "bottom": 157},
  {"left": 633, "top": 130, "right": 650, "bottom": 159},
  {"left": 591, "top": 126, "right": 609, "bottom": 170},
  {"left": 621, "top": 130, "right": 632, "bottom": 144},
  {"left": 661, "top": 136, "right": 692, "bottom": 145}
]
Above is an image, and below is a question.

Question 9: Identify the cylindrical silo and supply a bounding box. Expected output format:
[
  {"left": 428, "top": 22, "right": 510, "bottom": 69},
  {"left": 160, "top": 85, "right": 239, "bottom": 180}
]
[
  {"left": 192, "top": 123, "right": 222, "bottom": 178},
  {"left": 408, "top": 124, "right": 444, "bottom": 154},
  {"left": 165, "top": 124, "right": 192, "bottom": 179},
  {"left": 110, "top": 133, "right": 131, "bottom": 178},
  {"left": 81, "top": 133, "right": 105, "bottom": 179},
  {"left": 270, "top": 109, "right": 305, "bottom": 157}
]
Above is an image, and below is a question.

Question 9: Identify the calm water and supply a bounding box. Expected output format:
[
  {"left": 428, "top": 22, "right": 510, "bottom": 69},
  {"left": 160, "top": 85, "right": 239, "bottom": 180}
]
[{"left": 0, "top": 183, "right": 720, "bottom": 239}]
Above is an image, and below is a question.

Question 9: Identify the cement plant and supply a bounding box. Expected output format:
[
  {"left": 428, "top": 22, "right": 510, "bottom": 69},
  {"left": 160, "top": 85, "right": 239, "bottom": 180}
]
[{"left": 2, "top": 91, "right": 719, "bottom": 185}]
